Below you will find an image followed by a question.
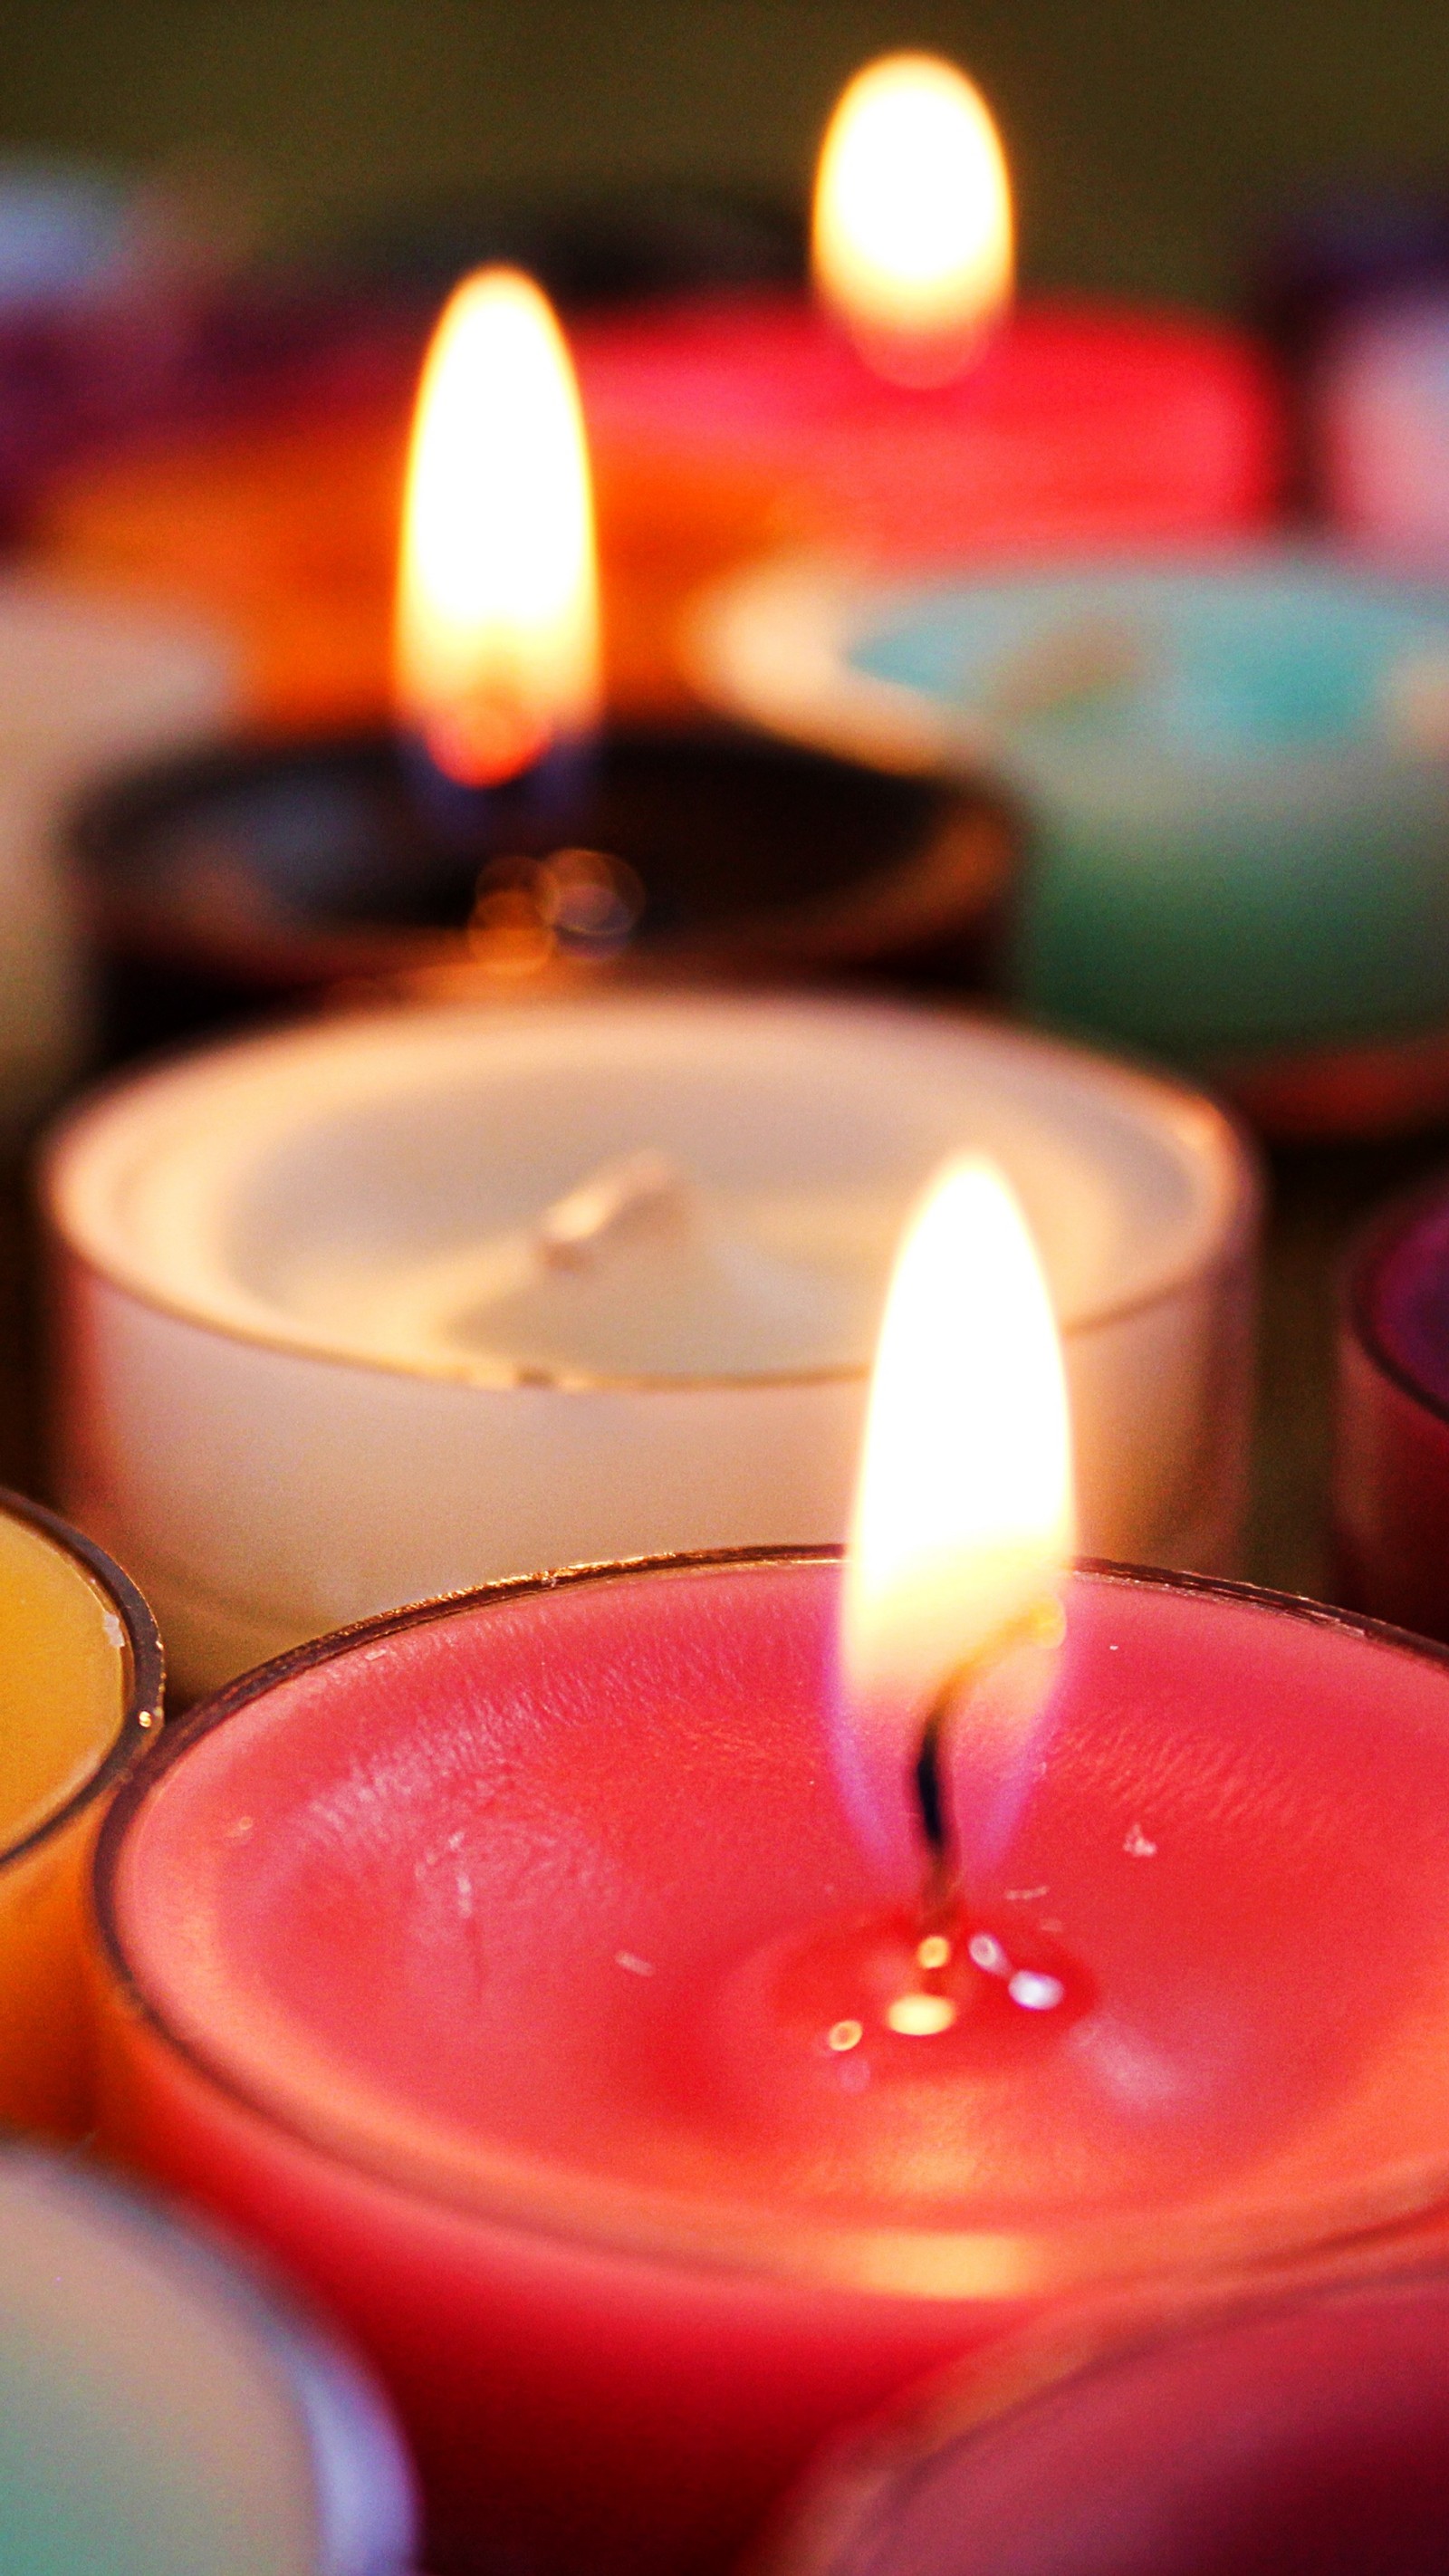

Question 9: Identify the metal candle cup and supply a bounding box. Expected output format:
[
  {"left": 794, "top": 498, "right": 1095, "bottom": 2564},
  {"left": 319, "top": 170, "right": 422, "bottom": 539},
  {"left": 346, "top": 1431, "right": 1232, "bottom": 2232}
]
[
  {"left": 43, "top": 995, "right": 1257, "bottom": 1699},
  {"left": 90, "top": 1552, "right": 1449, "bottom": 2575},
  {"left": 1334, "top": 1171, "right": 1449, "bottom": 1641},
  {"left": 70, "top": 724, "right": 1010, "bottom": 1064},
  {"left": 0, "top": 2144, "right": 416, "bottom": 2576},
  {"left": 757, "top": 2255, "right": 1449, "bottom": 2576}
]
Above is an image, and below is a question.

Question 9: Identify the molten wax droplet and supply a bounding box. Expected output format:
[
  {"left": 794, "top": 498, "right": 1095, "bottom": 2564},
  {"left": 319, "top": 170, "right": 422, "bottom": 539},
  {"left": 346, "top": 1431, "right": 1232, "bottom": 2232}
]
[{"left": 716, "top": 1906, "right": 1094, "bottom": 2129}]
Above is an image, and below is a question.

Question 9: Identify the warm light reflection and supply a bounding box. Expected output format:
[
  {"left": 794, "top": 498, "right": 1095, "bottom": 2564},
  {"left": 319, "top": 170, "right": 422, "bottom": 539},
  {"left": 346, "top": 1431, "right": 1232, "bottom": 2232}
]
[
  {"left": 841, "top": 1157, "right": 1074, "bottom": 1797},
  {"left": 812, "top": 53, "right": 1013, "bottom": 386},
  {"left": 394, "top": 266, "right": 601, "bottom": 786}
]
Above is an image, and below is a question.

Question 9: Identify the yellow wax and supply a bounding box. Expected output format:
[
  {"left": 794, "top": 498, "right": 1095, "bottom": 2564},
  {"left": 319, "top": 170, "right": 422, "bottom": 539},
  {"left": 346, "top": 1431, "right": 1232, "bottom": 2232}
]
[{"left": 0, "top": 1511, "right": 138, "bottom": 2137}]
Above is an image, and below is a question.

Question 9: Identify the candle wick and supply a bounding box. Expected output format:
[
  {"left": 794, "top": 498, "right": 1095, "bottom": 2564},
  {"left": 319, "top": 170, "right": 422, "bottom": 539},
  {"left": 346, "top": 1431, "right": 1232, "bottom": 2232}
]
[
  {"left": 535, "top": 1151, "right": 693, "bottom": 1270},
  {"left": 912, "top": 1594, "right": 1067, "bottom": 1927}
]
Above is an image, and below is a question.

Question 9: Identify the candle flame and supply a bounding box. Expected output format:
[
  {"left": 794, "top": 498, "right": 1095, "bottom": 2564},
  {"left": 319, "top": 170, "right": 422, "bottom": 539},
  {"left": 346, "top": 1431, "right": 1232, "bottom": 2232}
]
[
  {"left": 839, "top": 1158, "right": 1074, "bottom": 1870},
  {"left": 394, "top": 266, "right": 601, "bottom": 786},
  {"left": 812, "top": 53, "right": 1013, "bottom": 388}
]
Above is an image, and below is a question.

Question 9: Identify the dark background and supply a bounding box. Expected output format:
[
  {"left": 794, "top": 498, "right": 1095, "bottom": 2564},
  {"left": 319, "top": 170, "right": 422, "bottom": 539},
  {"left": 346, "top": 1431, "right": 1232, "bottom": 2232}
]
[{"left": 0, "top": 0, "right": 1442, "bottom": 308}]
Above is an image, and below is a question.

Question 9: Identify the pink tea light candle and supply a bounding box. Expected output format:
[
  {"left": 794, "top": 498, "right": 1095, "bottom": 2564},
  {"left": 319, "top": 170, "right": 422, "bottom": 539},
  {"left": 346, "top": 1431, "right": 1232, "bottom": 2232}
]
[{"left": 90, "top": 1166, "right": 1449, "bottom": 2576}]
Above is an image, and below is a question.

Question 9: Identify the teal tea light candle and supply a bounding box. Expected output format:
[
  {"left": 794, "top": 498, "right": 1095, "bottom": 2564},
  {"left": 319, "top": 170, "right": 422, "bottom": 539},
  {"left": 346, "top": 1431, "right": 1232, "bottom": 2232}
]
[
  {"left": 0, "top": 2143, "right": 417, "bottom": 2576},
  {"left": 695, "top": 553, "right": 1449, "bottom": 1135}
]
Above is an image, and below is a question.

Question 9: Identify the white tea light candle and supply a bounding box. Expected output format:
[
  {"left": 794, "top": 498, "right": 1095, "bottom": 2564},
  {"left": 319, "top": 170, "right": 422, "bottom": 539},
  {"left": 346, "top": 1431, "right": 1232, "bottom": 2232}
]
[
  {"left": 0, "top": 578, "right": 234, "bottom": 1118},
  {"left": 45, "top": 996, "right": 1256, "bottom": 1697}
]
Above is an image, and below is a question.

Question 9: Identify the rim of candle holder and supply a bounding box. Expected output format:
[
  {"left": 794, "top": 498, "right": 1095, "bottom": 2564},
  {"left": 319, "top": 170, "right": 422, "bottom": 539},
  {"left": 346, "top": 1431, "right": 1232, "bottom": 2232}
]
[
  {"left": 1342, "top": 1165, "right": 1449, "bottom": 1429},
  {"left": 0, "top": 1485, "right": 162, "bottom": 1879},
  {"left": 91, "top": 1543, "right": 1449, "bottom": 2307},
  {"left": 41, "top": 991, "right": 1260, "bottom": 1394},
  {"left": 751, "top": 2237, "right": 1449, "bottom": 2576},
  {"left": 0, "top": 2139, "right": 417, "bottom": 2574}
]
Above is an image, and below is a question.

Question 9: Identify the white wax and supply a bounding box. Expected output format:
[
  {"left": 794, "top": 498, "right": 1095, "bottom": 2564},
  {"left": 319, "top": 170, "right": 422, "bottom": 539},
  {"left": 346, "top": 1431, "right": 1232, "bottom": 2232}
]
[
  {"left": 0, "top": 578, "right": 235, "bottom": 1118},
  {"left": 46, "top": 996, "right": 1258, "bottom": 1697}
]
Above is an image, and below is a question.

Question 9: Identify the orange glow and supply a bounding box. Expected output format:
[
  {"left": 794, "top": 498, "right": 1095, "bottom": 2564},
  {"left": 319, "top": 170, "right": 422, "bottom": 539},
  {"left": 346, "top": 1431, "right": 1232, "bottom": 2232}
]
[
  {"left": 841, "top": 1158, "right": 1074, "bottom": 1755},
  {"left": 812, "top": 53, "right": 1012, "bottom": 387},
  {"left": 394, "top": 267, "right": 601, "bottom": 785}
]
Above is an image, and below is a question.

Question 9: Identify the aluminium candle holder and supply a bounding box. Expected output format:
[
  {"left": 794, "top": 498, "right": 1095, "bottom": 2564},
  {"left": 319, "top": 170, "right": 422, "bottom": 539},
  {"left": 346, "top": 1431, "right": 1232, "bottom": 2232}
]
[
  {"left": 0, "top": 2144, "right": 416, "bottom": 2576},
  {"left": 695, "top": 549, "right": 1449, "bottom": 1139},
  {"left": 89, "top": 1548, "right": 1449, "bottom": 2576},
  {"left": 68, "top": 722, "right": 1012, "bottom": 1065},
  {"left": 43, "top": 994, "right": 1258, "bottom": 1699}
]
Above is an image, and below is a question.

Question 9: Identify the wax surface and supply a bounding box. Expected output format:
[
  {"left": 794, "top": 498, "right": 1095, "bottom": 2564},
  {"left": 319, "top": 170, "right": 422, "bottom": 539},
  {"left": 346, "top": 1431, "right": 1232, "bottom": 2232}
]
[
  {"left": 0, "top": 2150, "right": 415, "bottom": 2576},
  {"left": 849, "top": 560, "right": 1449, "bottom": 1057},
  {"left": 777, "top": 2272, "right": 1449, "bottom": 2576},
  {"left": 98, "top": 1561, "right": 1449, "bottom": 2572},
  {"left": 109, "top": 1560, "right": 1449, "bottom": 2242}
]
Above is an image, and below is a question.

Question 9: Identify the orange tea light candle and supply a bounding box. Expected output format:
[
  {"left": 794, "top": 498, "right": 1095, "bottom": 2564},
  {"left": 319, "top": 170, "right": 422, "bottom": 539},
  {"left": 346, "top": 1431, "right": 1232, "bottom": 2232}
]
[{"left": 0, "top": 1493, "right": 160, "bottom": 2134}]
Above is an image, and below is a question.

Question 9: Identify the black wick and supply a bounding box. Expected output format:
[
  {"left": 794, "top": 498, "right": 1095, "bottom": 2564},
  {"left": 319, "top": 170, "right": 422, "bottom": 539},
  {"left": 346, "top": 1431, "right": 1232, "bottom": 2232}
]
[
  {"left": 912, "top": 1599, "right": 1065, "bottom": 1926},
  {"left": 914, "top": 1673, "right": 964, "bottom": 1922}
]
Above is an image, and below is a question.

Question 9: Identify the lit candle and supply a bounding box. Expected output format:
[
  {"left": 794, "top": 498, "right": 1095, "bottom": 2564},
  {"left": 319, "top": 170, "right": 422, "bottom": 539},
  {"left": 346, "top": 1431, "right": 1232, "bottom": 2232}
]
[
  {"left": 0, "top": 1491, "right": 159, "bottom": 2136},
  {"left": 696, "top": 548, "right": 1449, "bottom": 1134},
  {"left": 762, "top": 2254, "right": 1449, "bottom": 2576},
  {"left": 572, "top": 50, "right": 1280, "bottom": 571},
  {"left": 45, "top": 993, "right": 1255, "bottom": 1698},
  {"left": 66, "top": 265, "right": 1005, "bottom": 1062},
  {"left": 91, "top": 1167, "right": 1449, "bottom": 2576},
  {"left": 0, "top": 2143, "right": 416, "bottom": 2575},
  {"left": 34, "top": 56, "right": 1281, "bottom": 742}
]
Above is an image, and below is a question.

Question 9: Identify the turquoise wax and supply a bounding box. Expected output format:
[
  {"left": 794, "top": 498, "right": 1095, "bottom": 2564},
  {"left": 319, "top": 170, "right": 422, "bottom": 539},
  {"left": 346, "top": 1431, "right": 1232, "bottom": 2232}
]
[{"left": 851, "top": 560, "right": 1449, "bottom": 1061}]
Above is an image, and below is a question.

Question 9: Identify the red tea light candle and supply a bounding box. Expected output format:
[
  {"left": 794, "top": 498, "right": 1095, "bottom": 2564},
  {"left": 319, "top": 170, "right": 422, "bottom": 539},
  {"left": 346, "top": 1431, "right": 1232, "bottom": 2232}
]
[
  {"left": 759, "top": 2260, "right": 1449, "bottom": 2576},
  {"left": 0, "top": 1491, "right": 159, "bottom": 2136},
  {"left": 1334, "top": 1172, "right": 1449, "bottom": 1640},
  {"left": 571, "top": 51, "right": 1281, "bottom": 572},
  {"left": 91, "top": 1170, "right": 1449, "bottom": 2576}
]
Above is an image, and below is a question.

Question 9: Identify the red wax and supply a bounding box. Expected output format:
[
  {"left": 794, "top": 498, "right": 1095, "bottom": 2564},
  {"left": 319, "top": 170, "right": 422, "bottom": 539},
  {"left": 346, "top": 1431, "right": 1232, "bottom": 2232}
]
[
  {"left": 764, "top": 2264, "right": 1449, "bottom": 2576},
  {"left": 572, "top": 293, "right": 1283, "bottom": 562},
  {"left": 91, "top": 1555, "right": 1449, "bottom": 2576},
  {"left": 1336, "top": 1177, "right": 1449, "bottom": 1641}
]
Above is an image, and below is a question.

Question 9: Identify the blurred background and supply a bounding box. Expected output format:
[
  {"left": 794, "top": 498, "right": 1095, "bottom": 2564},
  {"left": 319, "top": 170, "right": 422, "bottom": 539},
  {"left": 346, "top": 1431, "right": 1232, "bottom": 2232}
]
[{"left": 0, "top": 0, "right": 1443, "bottom": 309}]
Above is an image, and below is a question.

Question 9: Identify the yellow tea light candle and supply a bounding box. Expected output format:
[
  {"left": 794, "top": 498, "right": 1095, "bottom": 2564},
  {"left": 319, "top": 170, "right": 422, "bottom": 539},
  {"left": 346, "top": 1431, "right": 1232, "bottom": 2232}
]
[{"left": 0, "top": 1495, "right": 160, "bottom": 2135}]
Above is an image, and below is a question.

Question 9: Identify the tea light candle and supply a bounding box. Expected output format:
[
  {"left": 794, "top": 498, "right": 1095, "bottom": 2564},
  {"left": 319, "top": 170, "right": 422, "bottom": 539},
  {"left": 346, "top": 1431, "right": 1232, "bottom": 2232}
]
[
  {"left": 1333, "top": 1172, "right": 1449, "bottom": 1641},
  {"left": 45, "top": 994, "right": 1257, "bottom": 1698},
  {"left": 91, "top": 1552, "right": 1449, "bottom": 2575},
  {"left": 0, "top": 577, "right": 234, "bottom": 1118},
  {"left": 0, "top": 2144, "right": 416, "bottom": 2575},
  {"left": 0, "top": 1488, "right": 160, "bottom": 2134},
  {"left": 66, "top": 267, "right": 1009, "bottom": 1062},
  {"left": 696, "top": 550, "right": 1449, "bottom": 1132},
  {"left": 1319, "top": 295, "right": 1449, "bottom": 567},
  {"left": 761, "top": 2260, "right": 1449, "bottom": 2576}
]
